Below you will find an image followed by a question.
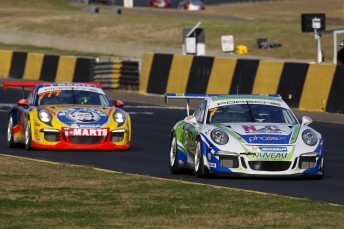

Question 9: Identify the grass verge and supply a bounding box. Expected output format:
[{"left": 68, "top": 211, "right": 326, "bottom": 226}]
[
  {"left": 0, "top": 154, "right": 343, "bottom": 228},
  {"left": 0, "top": 43, "right": 113, "bottom": 58},
  {"left": 0, "top": 0, "right": 344, "bottom": 61}
]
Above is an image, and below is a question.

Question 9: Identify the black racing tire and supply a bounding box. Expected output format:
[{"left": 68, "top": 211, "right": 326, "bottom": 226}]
[
  {"left": 316, "top": 158, "right": 325, "bottom": 180},
  {"left": 25, "top": 119, "right": 32, "bottom": 150},
  {"left": 194, "top": 139, "right": 206, "bottom": 178},
  {"left": 169, "top": 134, "right": 181, "bottom": 174},
  {"left": 7, "top": 115, "right": 15, "bottom": 148}
]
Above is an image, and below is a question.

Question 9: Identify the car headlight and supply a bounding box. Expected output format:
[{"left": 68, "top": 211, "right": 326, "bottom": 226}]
[
  {"left": 38, "top": 110, "right": 52, "bottom": 123},
  {"left": 114, "top": 109, "right": 126, "bottom": 124},
  {"left": 302, "top": 129, "right": 318, "bottom": 146},
  {"left": 211, "top": 128, "right": 229, "bottom": 145}
]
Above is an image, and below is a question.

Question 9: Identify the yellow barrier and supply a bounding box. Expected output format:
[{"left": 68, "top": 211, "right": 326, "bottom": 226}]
[
  {"left": 140, "top": 52, "right": 344, "bottom": 113},
  {"left": 0, "top": 50, "right": 12, "bottom": 78}
]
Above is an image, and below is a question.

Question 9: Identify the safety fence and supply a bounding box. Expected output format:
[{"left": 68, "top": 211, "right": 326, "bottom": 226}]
[
  {"left": 140, "top": 52, "right": 344, "bottom": 114},
  {"left": 94, "top": 59, "right": 140, "bottom": 90}
]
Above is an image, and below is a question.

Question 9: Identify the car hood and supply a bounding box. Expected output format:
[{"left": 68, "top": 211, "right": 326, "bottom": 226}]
[
  {"left": 226, "top": 123, "right": 298, "bottom": 144},
  {"left": 41, "top": 105, "right": 114, "bottom": 128}
]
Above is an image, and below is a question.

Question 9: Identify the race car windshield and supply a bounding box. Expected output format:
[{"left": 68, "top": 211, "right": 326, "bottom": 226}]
[
  {"left": 37, "top": 90, "right": 111, "bottom": 106},
  {"left": 207, "top": 104, "right": 298, "bottom": 124}
]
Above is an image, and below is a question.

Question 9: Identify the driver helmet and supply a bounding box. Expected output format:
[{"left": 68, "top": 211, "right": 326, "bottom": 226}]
[{"left": 79, "top": 97, "right": 89, "bottom": 104}]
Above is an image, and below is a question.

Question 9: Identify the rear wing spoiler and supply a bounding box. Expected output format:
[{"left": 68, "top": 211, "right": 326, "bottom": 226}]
[
  {"left": 164, "top": 93, "right": 224, "bottom": 116},
  {"left": 2, "top": 81, "right": 46, "bottom": 99},
  {"left": 3, "top": 81, "right": 102, "bottom": 90},
  {"left": 164, "top": 93, "right": 281, "bottom": 102},
  {"left": 3, "top": 81, "right": 44, "bottom": 90},
  {"left": 164, "top": 93, "right": 282, "bottom": 116},
  {"left": 3, "top": 81, "right": 103, "bottom": 99},
  {"left": 164, "top": 93, "right": 222, "bottom": 102}
]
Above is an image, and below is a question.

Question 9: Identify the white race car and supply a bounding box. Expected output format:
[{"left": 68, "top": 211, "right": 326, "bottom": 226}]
[
  {"left": 166, "top": 94, "right": 324, "bottom": 179},
  {"left": 178, "top": 0, "right": 205, "bottom": 10}
]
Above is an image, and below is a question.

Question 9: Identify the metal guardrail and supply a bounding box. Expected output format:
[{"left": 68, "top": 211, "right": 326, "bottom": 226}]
[{"left": 94, "top": 59, "right": 140, "bottom": 90}]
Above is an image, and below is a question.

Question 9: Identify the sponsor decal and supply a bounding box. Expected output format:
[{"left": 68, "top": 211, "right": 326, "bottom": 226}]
[
  {"left": 269, "top": 102, "right": 281, "bottom": 106},
  {"left": 38, "top": 85, "right": 104, "bottom": 95},
  {"left": 217, "top": 101, "right": 245, "bottom": 106},
  {"left": 241, "top": 134, "right": 290, "bottom": 144},
  {"left": 35, "top": 138, "right": 42, "bottom": 142},
  {"left": 242, "top": 125, "right": 283, "bottom": 134},
  {"left": 67, "top": 110, "right": 99, "bottom": 123},
  {"left": 249, "top": 135, "right": 279, "bottom": 143},
  {"left": 251, "top": 152, "right": 288, "bottom": 160},
  {"left": 64, "top": 128, "right": 108, "bottom": 137},
  {"left": 57, "top": 108, "right": 109, "bottom": 127},
  {"left": 78, "top": 124, "right": 105, "bottom": 128},
  {"left": 258, "top": 146, "right": 288, "bottom": 152},
  {"left": 39, "top": 90, "right": 61, "bottom": 100},
  {"left": 247, "top": 101, "right": 281, "bottom": 106}
]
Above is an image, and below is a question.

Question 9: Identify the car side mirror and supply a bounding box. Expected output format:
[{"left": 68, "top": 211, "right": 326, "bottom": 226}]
[
  {"left": 184, "top": 115, "right": 198, "bottom": 125},
  {"left": 301, "top": 116, "right": 313, "bottom": 126},
  {"left": 114, "top": 100, "right": 124, "bottom": 107},
  {"left": 17, "top": 99, "right": 28, "bottom": 107}
]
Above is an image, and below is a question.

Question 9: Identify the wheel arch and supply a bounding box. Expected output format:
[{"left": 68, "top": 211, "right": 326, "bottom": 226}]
[
  {"left": 8, "top": 109, "right": 19, "bottom": 126},
  {"left": 196, "top": 134, "right": 211, "bottom": 169}
]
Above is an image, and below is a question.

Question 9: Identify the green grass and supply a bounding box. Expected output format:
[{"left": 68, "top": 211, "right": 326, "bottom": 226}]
[
  {"left": 0, "top": 0, "right": 344, "bottom": 61},
  {"left": 0, "top": 42, "right": 117, "bottom": 58},
  {"left": 0, "top": 155, "right": 343, "bottom": 228},
  {"left": 1, "top": 1, "right": 344, "bottom": 227}
]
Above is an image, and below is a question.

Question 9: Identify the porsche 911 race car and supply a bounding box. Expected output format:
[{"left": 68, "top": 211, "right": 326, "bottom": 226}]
[
  {"left": 4, "top": 81, "right": 131, "bottom": 150},
  {"left": 149, "top": 0, "right": 171, "bottom": 8},
  {"left": 166, "top": 93, "right": 324, "bottom": 179},
  {"left": 178, "top": 0, "right": 205, "bottom": 10}
]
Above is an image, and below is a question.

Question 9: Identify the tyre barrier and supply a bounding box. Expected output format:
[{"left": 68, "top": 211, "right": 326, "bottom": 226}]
[
  {"left": 140, "top": 52, "right": 344, "bottom": 114},
  {"left": 0, "top": 50, "right": 94, "bottom": 82},
  {"left": 0, "top": 50, "right": 140, "bottom": 90},
  {"left": 87, "top": 6, "right": 99, "bottom": 13},
  {"left": 93, "top": 59, "right": 140, "bottom": 90}
]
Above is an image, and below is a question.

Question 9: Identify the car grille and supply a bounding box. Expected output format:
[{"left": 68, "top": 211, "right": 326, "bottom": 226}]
[
  {"left": 111, "top": 132, "right": 124, "bottom": 142},
  {"left": 299, "top": 156, "right": 317, "bottom": 169},
  {"left": 68, "top": 136, "right": 104, "bottom": 144},
  {"left": 219, "top": 155, "right": 239, "bottom": 168},
  {"left": 44, "top": 132, "right": 60, "bottom": 142},
  {"left": 45, "top": 128, "right": 125, "bottom": 144},
  {"left": 248, "top": 161, "right": 291, "bottom": 171}
]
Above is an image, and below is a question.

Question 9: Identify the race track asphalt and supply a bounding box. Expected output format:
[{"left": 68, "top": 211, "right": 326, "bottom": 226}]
[{"left": 1, "top": 85, "right": 344, "bottom": 205}]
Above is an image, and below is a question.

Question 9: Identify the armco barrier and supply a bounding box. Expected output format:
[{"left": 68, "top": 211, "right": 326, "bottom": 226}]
[
  {"left": 140, "top": 53, "right": 344, "bottom": 114},
  {"left": 93, "top": 59, "right": 139, "bottom": 89},
  {"left": 0, "top": 50, "right": 94, "bottom": 82}
]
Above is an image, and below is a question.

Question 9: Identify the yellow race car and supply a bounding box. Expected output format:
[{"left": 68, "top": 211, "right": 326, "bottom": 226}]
[{"left": 4, "top": 81, "right": 131, "bottom": 150}]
